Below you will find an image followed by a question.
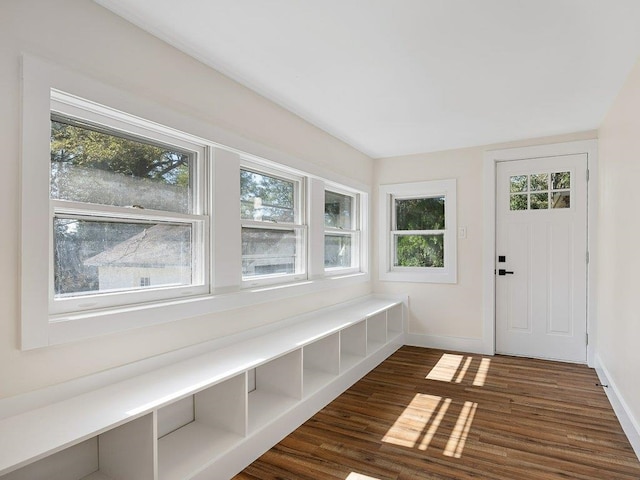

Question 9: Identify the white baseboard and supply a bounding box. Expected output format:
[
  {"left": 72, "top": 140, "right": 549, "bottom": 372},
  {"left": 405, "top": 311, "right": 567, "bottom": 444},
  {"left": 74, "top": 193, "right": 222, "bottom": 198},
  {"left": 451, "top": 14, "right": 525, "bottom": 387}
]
[
  {"left": 594, "top": 354, "right": 640, "bottom": 461},
  {"left": 404, "top": 333, "right": 486, "bottom": 355}
]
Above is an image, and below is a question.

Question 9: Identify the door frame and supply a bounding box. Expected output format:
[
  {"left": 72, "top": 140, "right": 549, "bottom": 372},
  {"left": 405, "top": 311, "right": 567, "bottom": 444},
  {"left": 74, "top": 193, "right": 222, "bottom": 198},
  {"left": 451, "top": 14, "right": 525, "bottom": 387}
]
[{"left": 482, "top": 140, "right": 598, "bottom": 366}]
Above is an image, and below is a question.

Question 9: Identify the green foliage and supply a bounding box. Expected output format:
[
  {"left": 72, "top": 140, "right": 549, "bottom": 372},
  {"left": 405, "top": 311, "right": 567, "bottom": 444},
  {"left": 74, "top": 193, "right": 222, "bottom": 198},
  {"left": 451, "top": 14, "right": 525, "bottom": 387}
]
[
  {"left": 396, "top": 197, "right": 444, "bottom": 230},
  {"left": 50, "top": 120, "right": 189, "bottom": 185},
  {"left": 395, "top": 234, "right": 444, "bottom": 268},
  {"left": 240, "top": 169, "right": 294, "bottom": 222},
  {"left": 393, "top": 197, "right": 445, "bottom": 267}
]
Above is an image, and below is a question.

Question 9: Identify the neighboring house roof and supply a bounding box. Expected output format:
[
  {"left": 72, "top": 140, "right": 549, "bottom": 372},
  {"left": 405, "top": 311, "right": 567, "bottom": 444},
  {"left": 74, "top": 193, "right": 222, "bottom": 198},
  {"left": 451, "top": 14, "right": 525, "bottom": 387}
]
[{"left": 84, "top": 224, "right": 190, "bottom": 267}]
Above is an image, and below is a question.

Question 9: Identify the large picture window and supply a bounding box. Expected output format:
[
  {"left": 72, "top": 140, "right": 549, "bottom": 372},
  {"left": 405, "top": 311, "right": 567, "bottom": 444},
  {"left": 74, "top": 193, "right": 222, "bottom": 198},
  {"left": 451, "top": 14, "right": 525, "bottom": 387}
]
[
  {"left": 379, "top": 179, "right": 457, "bottom": 283},
  {"left": 49, "top": 91, "right": 209, "bottom": 315},
  {"left": 240, "top": 166, "right": 306, "bottom": 285}
]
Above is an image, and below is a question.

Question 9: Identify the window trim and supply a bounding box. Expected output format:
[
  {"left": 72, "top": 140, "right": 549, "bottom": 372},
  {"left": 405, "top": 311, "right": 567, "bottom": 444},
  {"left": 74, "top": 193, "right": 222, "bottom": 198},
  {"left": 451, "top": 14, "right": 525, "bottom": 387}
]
[
  {"left": 48, "top": 91, "right": 211, "bottom": 316},
  {"left": 20, "top": 54, "right": 370, "bottom": 350},
  {"left": 324, "top": 186, "right": 361, "bottom": 275},
  {"left": 379, "top": 179, "right": 457, "bottom": 283}
]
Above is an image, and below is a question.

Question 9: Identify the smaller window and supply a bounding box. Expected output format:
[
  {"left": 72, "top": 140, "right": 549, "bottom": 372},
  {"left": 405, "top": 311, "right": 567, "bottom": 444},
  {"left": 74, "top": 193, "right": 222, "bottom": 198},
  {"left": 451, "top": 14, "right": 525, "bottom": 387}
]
[
  {"left": 324, "top": 189, "right": 360, "bottom": 273},
  {"left": 379, "top": 179, "right": 456, "bottom": 283},
  {"left": 240, "top": 165, "right": 306, "bottom": 286}
]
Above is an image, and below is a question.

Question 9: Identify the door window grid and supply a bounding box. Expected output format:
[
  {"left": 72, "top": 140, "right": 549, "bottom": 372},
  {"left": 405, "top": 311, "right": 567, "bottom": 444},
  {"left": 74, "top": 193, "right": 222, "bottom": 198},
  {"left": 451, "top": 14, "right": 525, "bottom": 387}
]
[{"left": 510, "top": 171, "right": 571, "bottom": 211}]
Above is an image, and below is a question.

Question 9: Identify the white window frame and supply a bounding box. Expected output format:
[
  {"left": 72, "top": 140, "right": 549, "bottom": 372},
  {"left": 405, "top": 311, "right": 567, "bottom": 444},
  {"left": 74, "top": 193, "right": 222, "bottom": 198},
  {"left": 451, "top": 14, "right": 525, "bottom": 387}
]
[
  {"left": 379, "top": 179, "right": 457, "bottom": 283},
  {"left": 20, "top": 54, "right": 370, "bottom": 350},
  {"left": 324, "top": 185, "right": 361, "bottom": 275},
  {"left": 48, "top": 91, "right": 211, "bottom": 316},
  {"left": 240, "top": 161, "right": 307, "bottom": 287}
]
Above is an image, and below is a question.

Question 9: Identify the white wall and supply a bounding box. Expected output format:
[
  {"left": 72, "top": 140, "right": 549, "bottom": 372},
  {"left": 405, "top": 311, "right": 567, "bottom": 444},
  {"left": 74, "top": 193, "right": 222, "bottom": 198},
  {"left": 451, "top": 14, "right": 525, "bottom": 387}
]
[
  {"left": 373, "top": 132, "right": 597, "bottom": 353},
  {"left": 0, "top": 0, "right": 373, "bottom": 398},
  {"left": 597, "top": 56, "right": 640, "bottom": 432}
]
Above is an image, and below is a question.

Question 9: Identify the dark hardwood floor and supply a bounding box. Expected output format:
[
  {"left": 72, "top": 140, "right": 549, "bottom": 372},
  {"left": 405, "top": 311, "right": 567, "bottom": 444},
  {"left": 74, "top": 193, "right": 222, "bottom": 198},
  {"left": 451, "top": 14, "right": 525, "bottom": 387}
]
[{"left": 234, "top": 346, "right": 640, "bottom": 480}]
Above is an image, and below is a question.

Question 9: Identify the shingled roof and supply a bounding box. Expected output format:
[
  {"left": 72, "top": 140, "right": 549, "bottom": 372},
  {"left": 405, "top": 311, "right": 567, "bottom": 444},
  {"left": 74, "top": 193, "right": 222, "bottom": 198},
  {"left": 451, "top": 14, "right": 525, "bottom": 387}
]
[{"left": 84, "top": 224, "right": 190, "bottom": 267}]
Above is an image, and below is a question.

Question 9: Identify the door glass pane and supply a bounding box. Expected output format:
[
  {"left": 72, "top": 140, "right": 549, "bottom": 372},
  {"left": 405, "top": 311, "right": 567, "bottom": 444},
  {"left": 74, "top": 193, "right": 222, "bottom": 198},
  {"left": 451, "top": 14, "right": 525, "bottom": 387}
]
[
  {"left": 530, "top": 192, "right": 549, "bottom": 209},
  {"left": 509, "top": 175, "right": 528, "bottom": 193},
  {"left": 530, "top": 173, "right": 549, "bottom": 191},
  {"left": 54, "top": 218, "right": 192, "bottom": 297},
  {"left": 240, "top": 170, "right": 295, "bottom": 222},
  {"left": 394, "top": 234, "right": 444, "bottom": 268},
  {"left": 242, "top": 227, "right": 297, "bottom": 277},
  {"left": 325, "top": 191, "right": 353, "bottom": 229},
  {"left": 510, "top": 194, "right": 528, "bottom": 211},
  {"left": 51, "top": 118, "right": 192, "bottom": 213},
  {"left": 552, "top": 171, "right": 571, "bottom": 190},
  {"left": 552, "top": 191, "right": 570, "bottom": 208},
  {"left": 395, "top": 197, "right": 445, "bottom": 230},
  {"left": 324, "top": 234, "right": 352, "bottom": 268}
]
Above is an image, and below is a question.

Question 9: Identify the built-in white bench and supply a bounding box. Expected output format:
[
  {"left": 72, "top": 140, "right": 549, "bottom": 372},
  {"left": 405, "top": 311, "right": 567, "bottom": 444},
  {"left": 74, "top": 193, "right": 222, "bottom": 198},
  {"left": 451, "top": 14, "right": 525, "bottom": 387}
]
[{"left": 0, "top": 295, "right": 405, "bottom": 480}]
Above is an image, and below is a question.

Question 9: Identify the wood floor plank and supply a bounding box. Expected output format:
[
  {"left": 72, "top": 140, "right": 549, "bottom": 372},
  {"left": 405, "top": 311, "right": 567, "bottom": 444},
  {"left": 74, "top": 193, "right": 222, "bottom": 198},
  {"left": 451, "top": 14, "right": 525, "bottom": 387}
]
[{"left": 234, "top": 347, "right": 640, "bottom": 480}]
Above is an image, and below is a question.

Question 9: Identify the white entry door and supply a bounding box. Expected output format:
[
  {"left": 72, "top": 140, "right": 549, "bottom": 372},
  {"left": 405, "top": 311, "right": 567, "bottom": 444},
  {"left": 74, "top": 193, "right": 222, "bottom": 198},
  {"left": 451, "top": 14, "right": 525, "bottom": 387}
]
[{"left": 495, "top": 154, "right": 588, "bottom": 363}]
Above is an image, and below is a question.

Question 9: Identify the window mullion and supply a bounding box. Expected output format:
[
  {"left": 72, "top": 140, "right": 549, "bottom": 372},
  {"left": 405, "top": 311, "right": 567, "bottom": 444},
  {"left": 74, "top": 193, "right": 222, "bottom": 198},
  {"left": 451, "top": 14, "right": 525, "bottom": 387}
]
[{"left": 52, "top": 200, "right": 205, "bottom": 223}]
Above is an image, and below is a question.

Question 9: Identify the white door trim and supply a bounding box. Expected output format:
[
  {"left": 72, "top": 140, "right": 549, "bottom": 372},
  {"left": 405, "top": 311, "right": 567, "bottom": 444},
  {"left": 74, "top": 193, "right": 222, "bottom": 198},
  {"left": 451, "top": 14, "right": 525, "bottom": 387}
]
[{"left": 482, "top": 140, "right": 598, "bottom": 366}]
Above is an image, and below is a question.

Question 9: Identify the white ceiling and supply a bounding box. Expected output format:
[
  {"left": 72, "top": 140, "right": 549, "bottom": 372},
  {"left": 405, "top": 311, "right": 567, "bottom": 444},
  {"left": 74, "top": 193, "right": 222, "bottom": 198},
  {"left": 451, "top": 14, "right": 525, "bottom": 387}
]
[{"left": 95, "top": 0, "right": 640, "bottom": 158}]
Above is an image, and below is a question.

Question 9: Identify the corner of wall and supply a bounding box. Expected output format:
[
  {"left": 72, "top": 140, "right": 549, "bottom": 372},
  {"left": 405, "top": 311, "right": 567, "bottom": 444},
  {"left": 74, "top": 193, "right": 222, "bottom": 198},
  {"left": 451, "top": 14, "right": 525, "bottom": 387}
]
[{"left": 594, "top": 354, "right": 640, "bottom": 461}]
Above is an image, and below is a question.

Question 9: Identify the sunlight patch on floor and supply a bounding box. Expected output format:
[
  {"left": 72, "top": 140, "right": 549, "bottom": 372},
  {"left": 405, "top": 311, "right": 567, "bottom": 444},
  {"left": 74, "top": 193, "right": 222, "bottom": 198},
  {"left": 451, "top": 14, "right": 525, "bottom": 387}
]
[
  {"left": 345, "top": 473, "right": 381, "bottom": 480},
  {"left": 382, "top": 393, "right": 443, "bottom": 448},
  {"left": 417, "top": 397, "right": 451, "bottom": 451},
  {"left": 426, "top": 353, "right": 492, "bottom": 386},
  {"left": 473, "top": 358, "right": 491, "bottom": 386},
  {"left": 443, "top": 401, "right": 478, "bottom": 458},
  {"left": 425, "top": 353, "right": 464, "bottom": 382}
]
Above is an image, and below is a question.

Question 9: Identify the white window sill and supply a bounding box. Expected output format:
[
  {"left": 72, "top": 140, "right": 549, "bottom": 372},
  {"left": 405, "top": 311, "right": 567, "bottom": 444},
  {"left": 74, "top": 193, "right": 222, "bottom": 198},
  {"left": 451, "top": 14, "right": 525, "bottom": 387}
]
[
  {"left": 379, "top": 268, "right": 457, "bottom": 284},
  {"left": 45, "top": 272, "right": 370, "bottom": 348}
]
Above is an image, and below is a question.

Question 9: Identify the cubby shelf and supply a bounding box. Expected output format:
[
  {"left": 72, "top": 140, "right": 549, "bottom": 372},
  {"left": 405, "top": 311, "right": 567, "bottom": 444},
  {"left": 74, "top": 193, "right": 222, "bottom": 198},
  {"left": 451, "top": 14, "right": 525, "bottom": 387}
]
[{"left": 0, "top": 295, "right": 405, "bottom": 480}]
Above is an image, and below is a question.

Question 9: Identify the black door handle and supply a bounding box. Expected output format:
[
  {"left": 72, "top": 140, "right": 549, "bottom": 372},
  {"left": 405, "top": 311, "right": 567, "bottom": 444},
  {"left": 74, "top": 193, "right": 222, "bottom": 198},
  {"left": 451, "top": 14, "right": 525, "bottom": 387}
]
[{"left": 498, "top": 269, "right": 514, "bottom": 276}]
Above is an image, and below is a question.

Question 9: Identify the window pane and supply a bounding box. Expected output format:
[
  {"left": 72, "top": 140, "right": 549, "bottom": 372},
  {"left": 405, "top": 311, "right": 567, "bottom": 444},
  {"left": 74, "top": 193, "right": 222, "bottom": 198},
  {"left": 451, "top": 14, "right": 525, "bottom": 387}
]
[
  {"left": 325, "top": 191, "right": 353, "bottom": 229},
  {"left": 54, "top": 219, "right": 192, "bottom": 297},
  {"left": 51, "top": 119, "right": 192, "bottom": 213},
  {"left": 394, "top": 234, "right": 444, "bottom": 268},
  {"left": 552, "top": 171, "right": 570, "bottom": 190},
  {"left": 510, "top": 175, "right": 528, "bottom": 193},
  {"left": 510, "top": 193, "right": 528, "bottom": 211},
  {"left": 240, "top": 170, "right": 295, "bottom": 222},
  {"left": 530, "top": 173, "right": 549, "bottom": 191},
  {"left": 325, "top": 234, "right": 352, "bottom": 268},
  {"left": 530, "top": 192, "right": 549, "bottom": 209},
  {"left": 395, "top": 197, "right": 445, "bottom": 231},
  {"left": 242, "top": 227, "right": 297, "bottom": 277},
  {"left": 552, "top": 191, "right": 570, "bottom": 208}
]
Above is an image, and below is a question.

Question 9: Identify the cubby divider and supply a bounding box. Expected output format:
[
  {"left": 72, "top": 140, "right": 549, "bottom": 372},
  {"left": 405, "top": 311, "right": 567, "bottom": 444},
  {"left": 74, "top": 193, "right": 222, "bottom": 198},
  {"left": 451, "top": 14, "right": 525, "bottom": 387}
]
[
  {"left": 303, "top": 333, "right": 340, "bottom": 397},
  {"left": 248, "top": 349, "right": 302, "bottom": 433},
  {"left": 2, "top": 414, "right": 155, "bottom": 480},
  {"left": 366, "top": 312, "right": 387, "bottom": 353},
  {"left": 340, "top": 321, "right": 367, "bottom": 372},
  {"left": 157, "top": 374, "right": 246, "bottom": 480}
]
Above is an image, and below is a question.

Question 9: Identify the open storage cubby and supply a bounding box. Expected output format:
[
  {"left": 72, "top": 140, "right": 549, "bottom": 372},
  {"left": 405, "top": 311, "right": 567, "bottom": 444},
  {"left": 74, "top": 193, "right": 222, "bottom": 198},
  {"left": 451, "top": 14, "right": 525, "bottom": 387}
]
[
  {"left": 157, "top": 374, "right": 246, "bottom": 480},
  {"left": 0, "top": 295, "right": 405, "bottom": 480},
  {"left": 387, "top": 303, "right": 404, "bottom": 339},
  {"left": 340, "top": 320, "right": 367, "bottom": 373},
  {"left": 366, "top": 311, "right": 387, "bottom": 354},
  {"left": 2, "top": 414, "right": 154, "bottom": 480},
  {"left": 303, "top": 333, "right": 340, "bottom": 397},
  {"left": 248, "top": 349, "right": 302, "bottom": 433}
]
